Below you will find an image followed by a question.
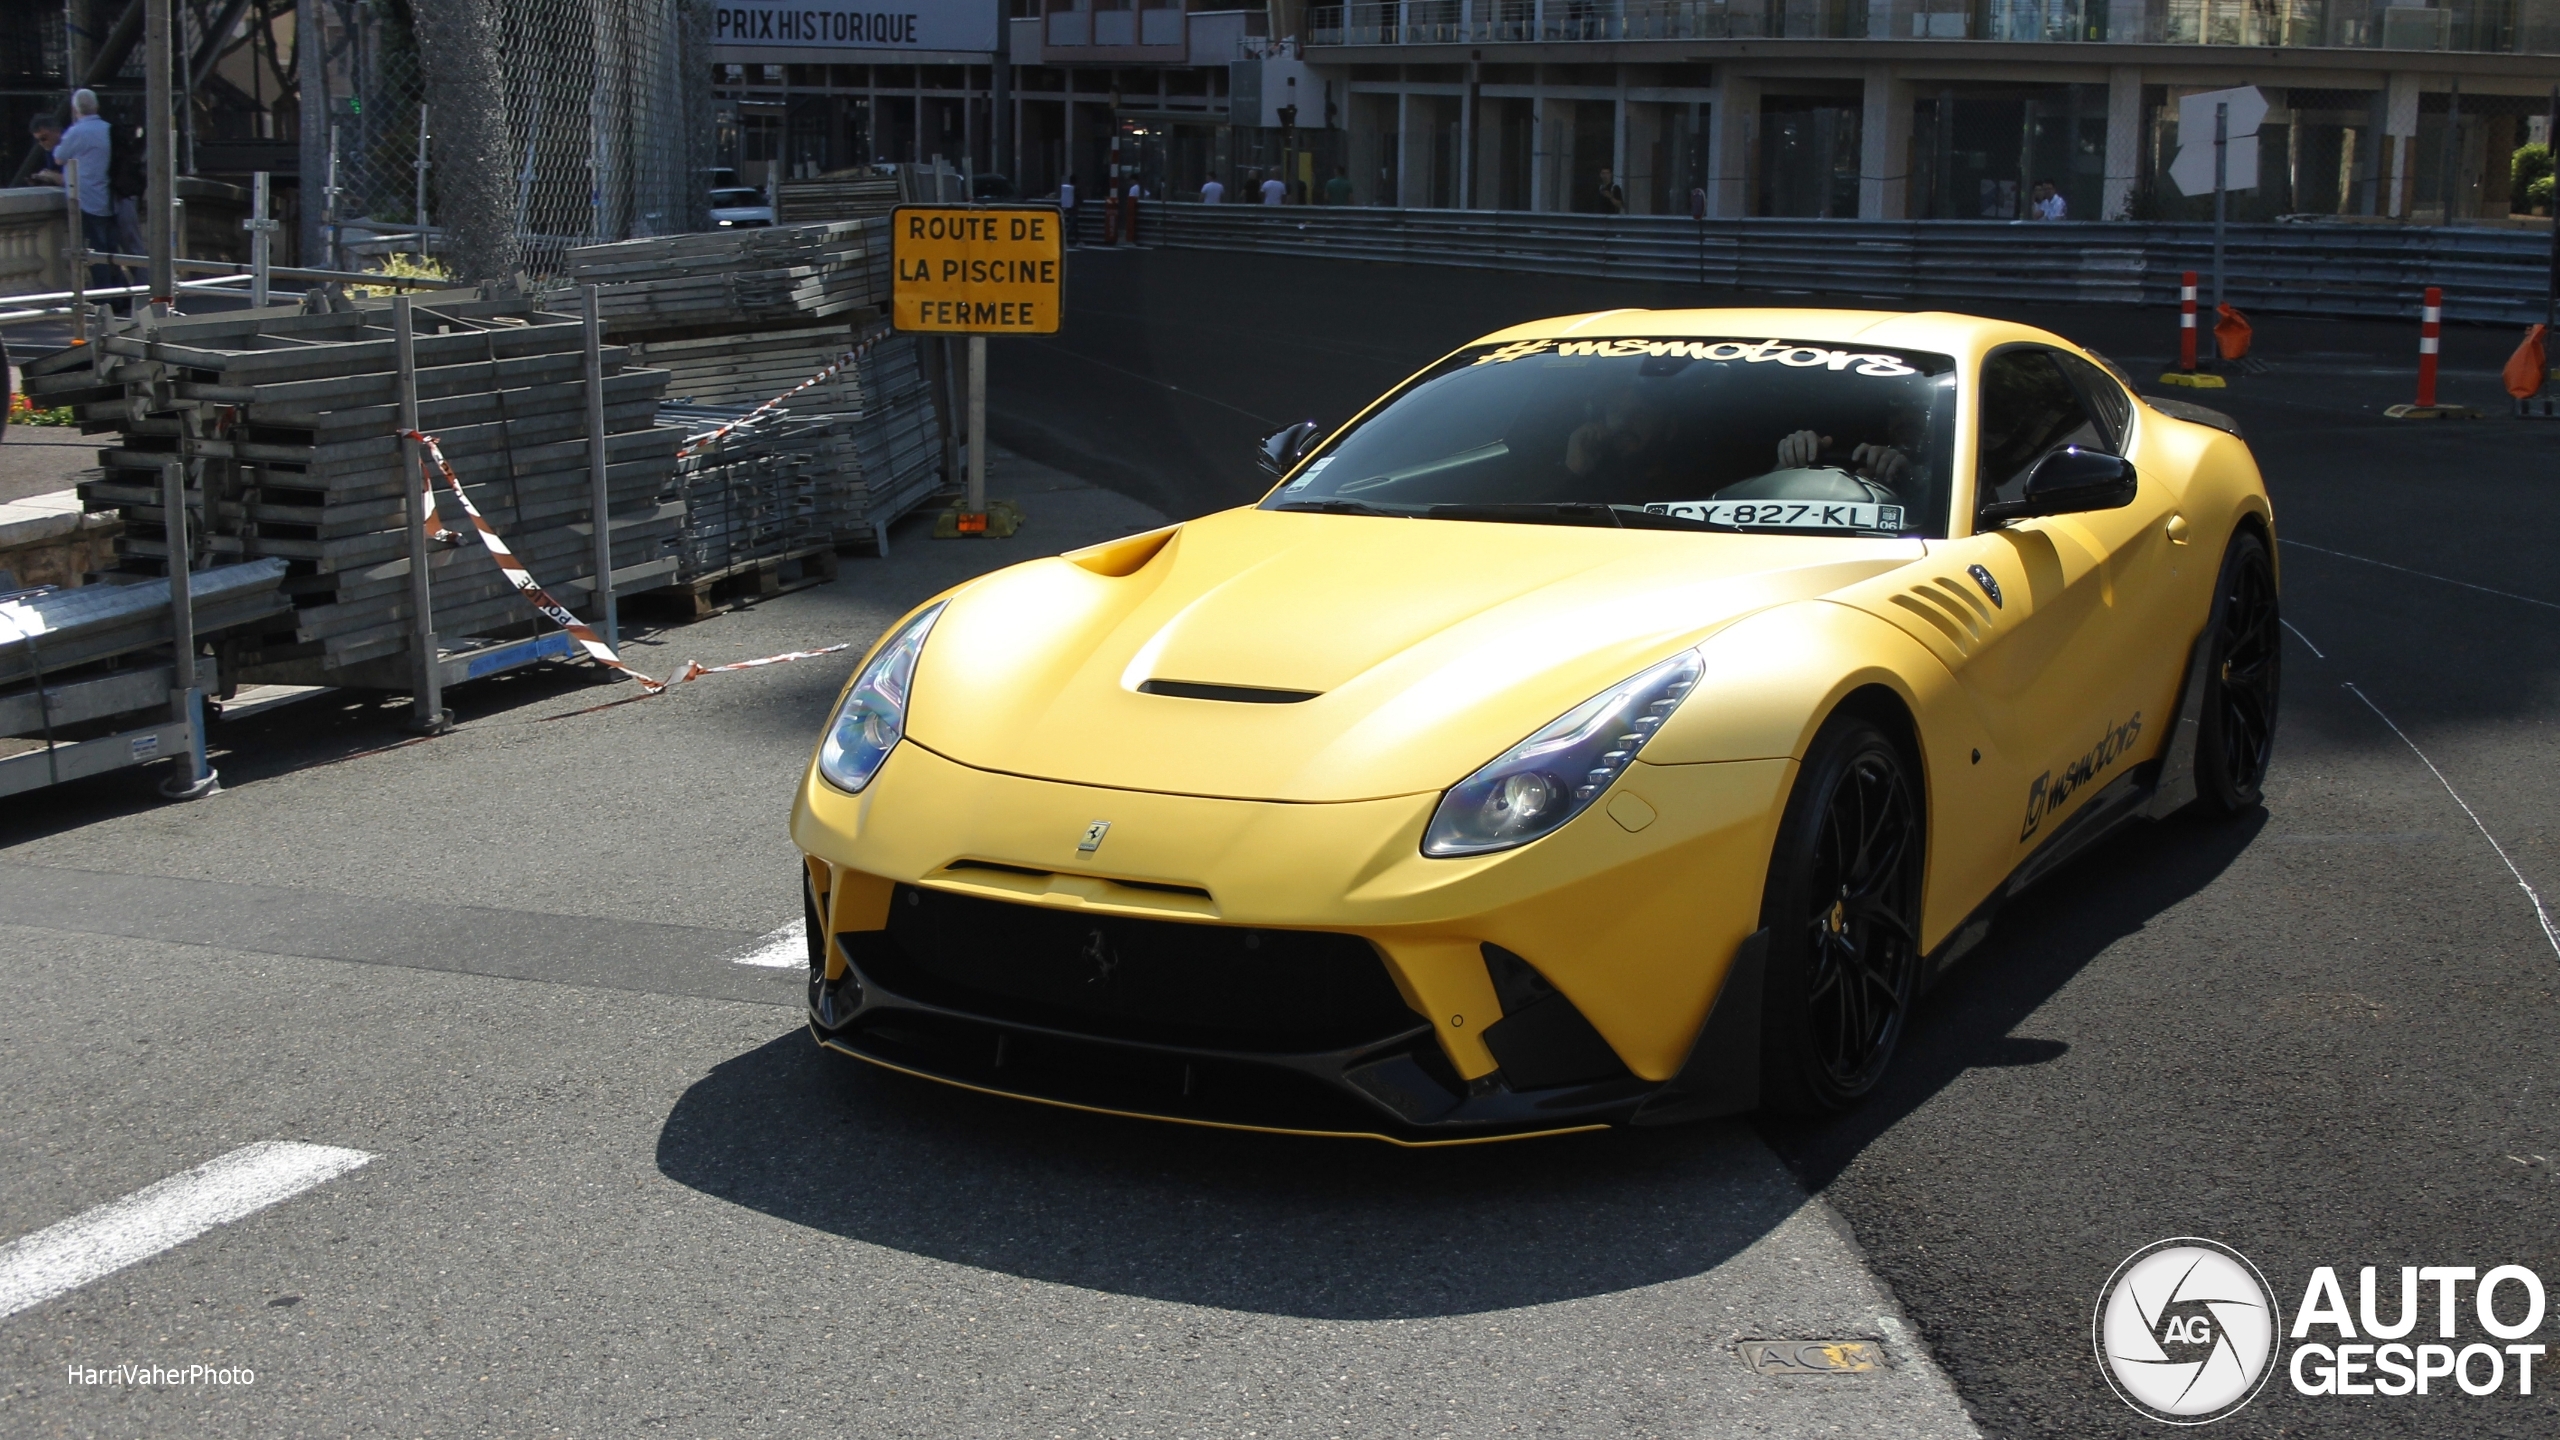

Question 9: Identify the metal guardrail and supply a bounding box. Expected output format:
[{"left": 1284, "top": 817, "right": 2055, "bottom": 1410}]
[
  {"left": 1305, "top": 0, "right": 2553, "bottom": 50},
  {"left": 1123, "top": 203, "right": 2559, "bottom": 325}
]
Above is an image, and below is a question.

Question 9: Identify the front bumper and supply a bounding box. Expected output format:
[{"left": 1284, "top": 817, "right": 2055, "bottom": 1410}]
[
  {"left": 791, "top": 740, "right": 1791, "bottom": 1142},
  {"left": 805, "top": 879, "right": 1662, "bottom": 1144}
]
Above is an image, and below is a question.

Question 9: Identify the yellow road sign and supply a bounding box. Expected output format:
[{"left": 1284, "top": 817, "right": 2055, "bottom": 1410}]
[{"left": 891, "top": 205, "right": 1064, "bottom": 335}]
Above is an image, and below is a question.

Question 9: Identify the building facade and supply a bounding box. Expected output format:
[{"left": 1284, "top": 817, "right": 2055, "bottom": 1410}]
[{"left": 714, "top": 0, "right": 2560, "bottom": 222}]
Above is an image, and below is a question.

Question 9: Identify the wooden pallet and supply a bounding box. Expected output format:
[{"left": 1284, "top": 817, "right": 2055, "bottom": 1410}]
[{"left": 639, "top": 544, "right": 839, "bottom": 619}]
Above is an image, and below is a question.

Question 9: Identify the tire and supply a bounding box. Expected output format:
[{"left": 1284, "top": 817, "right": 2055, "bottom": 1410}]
[
  {"left": 2194, "top": 530, "right": 2281, "bottom": 813},
  {"left": 1758, "top": 711, "right": 1926, "bottom": 1115}
]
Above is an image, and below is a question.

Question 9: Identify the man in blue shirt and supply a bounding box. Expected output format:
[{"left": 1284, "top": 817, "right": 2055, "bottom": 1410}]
[{"left": 52, "top": 89, "right": 118, "bottom": 294}]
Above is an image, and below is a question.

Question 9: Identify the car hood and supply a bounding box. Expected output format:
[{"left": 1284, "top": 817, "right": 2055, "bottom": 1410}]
[{"left": 905, "top": 506, "right": 1922, "bottom": 803}]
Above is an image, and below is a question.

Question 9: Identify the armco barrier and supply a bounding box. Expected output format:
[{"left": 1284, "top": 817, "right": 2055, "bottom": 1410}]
[{"left": 1100, "top": 203, "right": 2555, "bottom": 326}]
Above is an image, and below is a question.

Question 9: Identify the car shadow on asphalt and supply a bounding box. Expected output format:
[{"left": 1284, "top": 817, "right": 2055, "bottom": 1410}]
[
  {"left": 654, "top": 1031, "right": 1815, "bottom": 1321},
  {"left": 1758, "top": 803, "right": 2268, "bottom": 1195},
  {"left": 652, "top": 809, "right": 2267, "bottom": 1322}
]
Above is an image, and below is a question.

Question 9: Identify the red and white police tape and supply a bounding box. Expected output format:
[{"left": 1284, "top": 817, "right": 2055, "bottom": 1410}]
[
  {"left": 400, "top": 428, "right": 849, "bottom": 695},
  {"left": 672, "top": 326, "right": 892, "bottom": 459}
]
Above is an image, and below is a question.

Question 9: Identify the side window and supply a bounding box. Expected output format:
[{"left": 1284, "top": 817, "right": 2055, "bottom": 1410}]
[
  {"left": 2054, "top": 351, "right": 2134, "bottom": 452},
  {"left": 1976, "top": 349, "right": 2105, "bottom": 511}
]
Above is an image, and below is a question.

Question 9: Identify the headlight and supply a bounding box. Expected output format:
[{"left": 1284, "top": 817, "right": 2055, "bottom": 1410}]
[
  {"left": 1423, "top": 651, "right": 1703, "bottom": 857},
  {"left": 818, "top": 602, "right": 946, "bottom": 792}
]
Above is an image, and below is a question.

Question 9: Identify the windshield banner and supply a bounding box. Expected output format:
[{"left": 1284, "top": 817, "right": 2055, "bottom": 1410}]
[{"left": 1472, "top": 338, "right": 1921, "bottom": 377}]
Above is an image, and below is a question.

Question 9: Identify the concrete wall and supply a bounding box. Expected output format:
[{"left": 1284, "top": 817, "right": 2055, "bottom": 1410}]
[{"left": 0, "top": 189, "right": 74, "bottom": 298}]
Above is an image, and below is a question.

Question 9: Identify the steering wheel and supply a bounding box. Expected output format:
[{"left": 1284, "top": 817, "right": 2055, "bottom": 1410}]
[{"left": 1711, "top": 465, "right": 1899, "bottom": 507}]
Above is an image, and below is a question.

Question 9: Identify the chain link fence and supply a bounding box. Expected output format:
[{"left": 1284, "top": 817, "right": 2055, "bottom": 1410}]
[
  {"left": 309, "top": 0, "right": 709, "bottom": 280},
  {"left": 308, "top": 1, "right": 432, "bottom": 248}
]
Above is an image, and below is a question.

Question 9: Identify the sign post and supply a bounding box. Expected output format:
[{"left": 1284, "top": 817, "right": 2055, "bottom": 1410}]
[
  {"left": 2168, "top": 86, "right": 2264, "bottom": 377},
  {"left": 891, "top": 204, "right": 1065, "bottom": 537}
]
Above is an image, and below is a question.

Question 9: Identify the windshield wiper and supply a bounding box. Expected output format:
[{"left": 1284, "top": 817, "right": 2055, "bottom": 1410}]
[
  {"left": 1424, "top": 501, "right": 1624, "bottom": 528},
  {"left": 1269, "top": 498, "right": 1407, "bottom": 517}
]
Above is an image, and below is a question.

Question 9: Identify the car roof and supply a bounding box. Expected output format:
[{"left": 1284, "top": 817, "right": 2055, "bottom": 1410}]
[{"left": 1464, "top": 308, "right": 2086, "bottom": 368}]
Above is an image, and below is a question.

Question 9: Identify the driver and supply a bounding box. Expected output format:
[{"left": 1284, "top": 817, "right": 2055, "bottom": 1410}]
[
  {"left": 1566, "top": 389, "right": 1676, "bottom": 486},
  {"left": 1772, "top": 403, "right": 1928, "bottom": 491}
]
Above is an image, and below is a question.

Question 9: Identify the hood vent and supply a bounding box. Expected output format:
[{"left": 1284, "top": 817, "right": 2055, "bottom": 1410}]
[{"left": 1137, "top": 679, "right": 1323, "bottom": 704}]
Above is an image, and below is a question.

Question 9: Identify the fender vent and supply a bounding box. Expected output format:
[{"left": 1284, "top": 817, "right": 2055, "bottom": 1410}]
[
  {"left": 1890, "top": 580, "right": 1993, "bottom": 655},
  {"left": 1137, "top": 680, "right": 1323, "bottom": 704}
]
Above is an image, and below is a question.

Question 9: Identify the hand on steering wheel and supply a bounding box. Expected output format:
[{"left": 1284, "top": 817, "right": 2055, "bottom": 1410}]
[
  {"left": 1776, "top": 429, "right": 1829, "bottom": 469},
  {"left": 1850, "top": 443, "right": 1912, "bottom": 488}
]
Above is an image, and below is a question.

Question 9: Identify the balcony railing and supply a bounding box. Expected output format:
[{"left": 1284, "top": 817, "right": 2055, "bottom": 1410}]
[{"left": 1305, "top": 0, "right": 2560, "bottom": 51}]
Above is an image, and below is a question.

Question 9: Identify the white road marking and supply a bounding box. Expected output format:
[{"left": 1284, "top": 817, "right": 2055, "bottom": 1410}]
[
  {"left": 2280, "top": 619, "right": 2325, "bottom": 659},
  {"left": 2344, "top": 681, "right": 2560, "bottom": 960},
  {"left": 2284, "top": 539, "right": 2560, "bottom": 614},
  {"left": 0, "top": 1141, "right": 374, "bottom": 1319},
  {"left": 731, "top": 917, "right": 808, "bottom": 969}
]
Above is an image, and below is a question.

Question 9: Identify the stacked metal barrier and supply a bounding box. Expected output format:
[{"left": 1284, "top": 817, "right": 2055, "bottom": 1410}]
[
  {"left": 549, "top": 212, "right": 951, "bottom": 585},
  {"left": 629, "top": 327, "right": 866, "bottom": 414},
  {"left": 563, "top": 221, "right": 893, "bottom": 333},
  {"left": 55, "top": 293, "right": 681, "bottom": 682},
  {"left": 640, "top": 328, "right": 946, "bottom": 564},
  {"left": 836, "top": 335, "right": 947, "bottom": 549},
  {"left": 659, "top": 404, "right": 839, "bottom": 579},
  {"left": 777, "top": 174, "right": 903, "bottom": 224}
]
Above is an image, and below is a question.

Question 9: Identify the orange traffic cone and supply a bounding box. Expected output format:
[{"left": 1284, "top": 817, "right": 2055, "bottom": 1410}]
[
  {"left": 2213, "top": 305, "right": 2254, "bottom": 361},
  {"left": 2504, "top": 324, "right": 2548, "bottom": 399}
]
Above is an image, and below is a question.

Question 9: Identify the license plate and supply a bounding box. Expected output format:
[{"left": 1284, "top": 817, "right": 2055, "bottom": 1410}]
[{"left": 1644, "top": 499, "right": 1905, "bottom": 532}]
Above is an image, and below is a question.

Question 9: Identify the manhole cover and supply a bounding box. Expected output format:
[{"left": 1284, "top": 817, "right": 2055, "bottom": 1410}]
[{"left": 1739, "top": 1340, "right": 1883, "bottom": 1375}]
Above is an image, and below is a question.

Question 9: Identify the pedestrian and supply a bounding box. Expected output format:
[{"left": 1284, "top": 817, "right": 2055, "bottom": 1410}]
[
  {"left": 51, "top": 89, "right": 118, "bottom": 295},
  {"left": 1597, "top": 166, "right": 1627, "bottom": 214},
  {"left": 2029, "top": 178, "right": 2066, "bottom": 221},
  {"left": 1260, "top": 170, "right": 1287, "bottom": 205},
  {"left": 1200, "top": 174, "right": 1224, "bottom": 204},
  {"left": 1325, "top": 165, "right": 1354, "bottom": 206},
  {"left": 27, "top": 113, "right": 63, "bottom": 186}
]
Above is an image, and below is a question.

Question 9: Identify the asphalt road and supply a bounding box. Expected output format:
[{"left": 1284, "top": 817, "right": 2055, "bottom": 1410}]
[{"left": 4, "top": 250, "right": 2556, "bottom": 1437}]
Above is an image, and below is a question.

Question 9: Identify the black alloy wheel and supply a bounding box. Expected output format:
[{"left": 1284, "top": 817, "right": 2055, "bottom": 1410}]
[
  {"left": 2195, "top": 530, "right": 2280, "bottom": 812},
  {"left": 1759, "top": 713, "right": 1925, "bottom": 1114}
]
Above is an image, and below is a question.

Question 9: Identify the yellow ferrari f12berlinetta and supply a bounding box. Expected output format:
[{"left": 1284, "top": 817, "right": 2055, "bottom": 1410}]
[{"left": 789, "top": 308, "right": 2279, "bottom": 1144}]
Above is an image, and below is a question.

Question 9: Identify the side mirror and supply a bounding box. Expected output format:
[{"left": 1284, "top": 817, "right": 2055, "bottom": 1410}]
[
  {"left": 1258, "top": 420, "right": 1323, "bottom": 476},
  {"left": 1979, "top": 447, "right": 2138, "bottom": 524}
]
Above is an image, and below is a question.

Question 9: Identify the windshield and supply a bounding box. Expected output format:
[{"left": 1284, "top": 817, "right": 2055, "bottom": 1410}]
[
  {"left": 1265, "top": 337, "right": 1960, "bottom": 537},
  {"left": 709, "top": 189, "right": 766, "bottom": 207}
]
